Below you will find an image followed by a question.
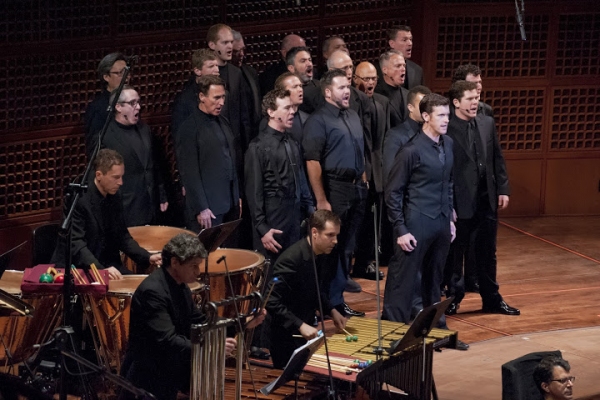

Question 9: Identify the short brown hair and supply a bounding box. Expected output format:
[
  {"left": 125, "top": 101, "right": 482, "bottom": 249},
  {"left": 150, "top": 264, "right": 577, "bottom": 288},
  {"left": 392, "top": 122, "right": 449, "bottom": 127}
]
[
  {"left": 387, "top": 25, "right": 411, "bottom": 41},
  {"left": 448, "top": 80, "right": 478, "bottom": 103},
  {"left": 206, "top": 23, "right": 231, "bottom": 44},
  {"left": 94, "top": 148, "right": 124, "bottom": 174},
  {"left": 261, "top": 89, "right": 291, "bottom": 118},
  {"left": 320, "top": 69, "right": 347, "bottom": 96},
  {"left": 419, "top": 93, "right": 450, "bottom": 115},
  {"left": 191, "top": 48, "right": 217, "bottom": 70},
  {"left": 309, "top": 210, "right": 341, "bottom": 232},
  {"left": 274, "top": 72, "right": 298, "bottom": 90},
  {"left": 197, "top": 75, "right": 226, "bottom": 97},
  {"left": 452, "top": 64, "right": 482, "bottom": 83}
]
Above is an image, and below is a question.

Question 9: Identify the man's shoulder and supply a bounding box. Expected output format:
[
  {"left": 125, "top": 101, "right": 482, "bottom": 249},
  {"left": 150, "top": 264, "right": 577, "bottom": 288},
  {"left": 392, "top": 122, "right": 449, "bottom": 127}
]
[
  {"left": 406, "top": 59, "right": 423, "bottom": 73},
  {"left": 373, "top": 92, "right": 389, "bottom": 106}
]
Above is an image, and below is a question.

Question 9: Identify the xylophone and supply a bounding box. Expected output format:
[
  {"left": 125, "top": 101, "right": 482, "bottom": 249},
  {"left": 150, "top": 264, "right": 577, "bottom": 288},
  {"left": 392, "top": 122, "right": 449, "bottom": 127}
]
[
  {"left": 306, "top": 317, "right": 458, "bottom": 400},
  {"left": 223, "top": 365, "right": 327, "bottom": 399}
]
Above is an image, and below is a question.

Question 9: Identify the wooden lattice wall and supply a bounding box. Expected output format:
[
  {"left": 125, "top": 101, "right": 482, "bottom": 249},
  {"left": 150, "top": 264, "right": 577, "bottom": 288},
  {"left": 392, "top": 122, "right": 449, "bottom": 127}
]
[{"left": 1, "top": 0, "right": 599, "bottom": 264}]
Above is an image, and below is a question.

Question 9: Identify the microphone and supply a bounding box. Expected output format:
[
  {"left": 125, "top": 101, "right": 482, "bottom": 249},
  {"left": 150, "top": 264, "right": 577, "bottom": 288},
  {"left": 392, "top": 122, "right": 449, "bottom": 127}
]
[
  {"left": 277, "top": 117, "right": 283, "bottom": 122},
  {"left": 515, "top": 0, "right": 527, "bottom": 41},
  {"left": 216, "top": 255, "right": 226, "bottom": 264},
  {"left": 217, "top": 50, "right": 222, "bottom": 55}
]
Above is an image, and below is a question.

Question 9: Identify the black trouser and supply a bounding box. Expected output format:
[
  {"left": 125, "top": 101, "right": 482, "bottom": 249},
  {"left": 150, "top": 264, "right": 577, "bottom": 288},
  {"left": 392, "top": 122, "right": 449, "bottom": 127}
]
[
  {"left": 352, "top": 184, "right": 379, "bottom": 272},
  {"left": 444, "top": 197, "right": 502, "bottom": 307},
  {"left": 383, "top": 211, "right": 450, "bottom": 327},
  {"left": 326, "top": 179, "right": 367, "bottom": 307}
]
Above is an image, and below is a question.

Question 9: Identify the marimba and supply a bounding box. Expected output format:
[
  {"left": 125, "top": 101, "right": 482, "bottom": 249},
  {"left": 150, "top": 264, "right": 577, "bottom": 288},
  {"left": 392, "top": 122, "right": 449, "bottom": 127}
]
[{"left": 306, "top": 318, "right": 457, "bottom": 400}]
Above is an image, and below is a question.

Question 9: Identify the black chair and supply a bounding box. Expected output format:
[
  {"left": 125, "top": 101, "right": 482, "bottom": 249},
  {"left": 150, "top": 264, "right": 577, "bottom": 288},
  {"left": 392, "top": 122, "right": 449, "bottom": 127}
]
[
  {"left": 501, "top": 350, "right": 562, "bottom": 400},
  {"left": 32, "top": 223, "right": 59, "bottom": 266}
]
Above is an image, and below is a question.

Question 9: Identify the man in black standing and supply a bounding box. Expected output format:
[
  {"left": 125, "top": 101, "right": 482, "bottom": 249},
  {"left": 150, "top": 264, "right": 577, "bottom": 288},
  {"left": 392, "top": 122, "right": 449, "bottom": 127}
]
[
  {"left": 259, "top": 34, "right": 306, "bottom": 96},
  {"left": 102, "top": 85, "right": 168, "bottom": 227},
  {"left": 274, "top": 72, "right": 310, "bottom": 145},
  {"left": 303, "top": 69, "right": 367, "bottom": 317},
  {"left": 452, "top": 63, "right": 494, "bottom": 118},
  {"left": 232, "top": 29, "right": 262, "bottom": 139},
  {"left": 443, "top": 80, "right": 519, "bottom": 317},
  {"left": 175, "top": 75, "right": 241, "bottom": 233},
  {"left": 383, "top": 94, "right": 455, "bottom": 332},
  {"left": 387, "top": 25, "right": 424, "bottom": 90},
  {"left": 84, "top": 52, "right": 128, "bottom": 159},
  {"left": 375, "top": 50, "right": 409, "bottom": 129},
  {"left": 245, "top": 89, "right": 313, "bottom": 262}
]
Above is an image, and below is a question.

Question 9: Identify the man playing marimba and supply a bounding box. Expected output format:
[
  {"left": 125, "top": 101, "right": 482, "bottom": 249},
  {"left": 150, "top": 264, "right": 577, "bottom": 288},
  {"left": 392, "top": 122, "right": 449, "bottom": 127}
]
[{"left": 266, "top": 210, "right": 347, "bottom": 368}]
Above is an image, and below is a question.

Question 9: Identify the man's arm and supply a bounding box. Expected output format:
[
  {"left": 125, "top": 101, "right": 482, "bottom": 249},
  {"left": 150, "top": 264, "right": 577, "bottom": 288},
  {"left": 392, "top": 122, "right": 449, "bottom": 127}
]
[
  {"left": 265, "top": 256, "right": 305, "bottom": 331},
  {"left": 70, "top": 201, "right": 105, "bottom": 269},
  {"left": 306, "top": 160, "right": 331, "bottom": 211}
]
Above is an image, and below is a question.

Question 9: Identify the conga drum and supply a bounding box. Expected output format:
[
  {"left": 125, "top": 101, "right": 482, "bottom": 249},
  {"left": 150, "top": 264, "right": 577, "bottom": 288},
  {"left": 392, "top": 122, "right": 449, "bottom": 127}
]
[
  {"left": 200, "top": 249, "right": 265, "bottom": 318},
  {"left": 85, "top": 274, "right": 202, "bottom": 372},
  {"left": 124, "top": 226, "right": 197, "bottom": 273},
  {"left": 0, "top": 271, "right": 62, "bottom": 365}
]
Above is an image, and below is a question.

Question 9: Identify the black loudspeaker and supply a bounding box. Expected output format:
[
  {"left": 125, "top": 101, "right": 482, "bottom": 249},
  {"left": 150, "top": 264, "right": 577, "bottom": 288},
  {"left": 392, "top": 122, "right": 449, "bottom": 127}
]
[{"left": 501, "top": 350, "right": 562, "bottom": 400}]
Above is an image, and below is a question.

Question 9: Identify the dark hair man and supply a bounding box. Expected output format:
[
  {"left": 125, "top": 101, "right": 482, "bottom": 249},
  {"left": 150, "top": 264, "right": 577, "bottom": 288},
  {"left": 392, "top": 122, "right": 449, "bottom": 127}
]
[
  {"left": 84, "top": 52, "right": 128, "bottom": 156},
  {"left": 245, "top": 89, "right": 313, "bottom": 262},
  {"left": 443, "top": 80, "right": 519, "bottom": 318},
  {"left": 274, "top": 72, "right": 310, "bottom": 144},
  {"left": 57, "top": 149, "right": 162, "bottom": 280},
  {"left": 533, "top": 357, "right": 574, "bottom": 400},
  {"left": 259, "top": 34, "right": 306, "bottom": 96},
  {"left": 303, "top": 69, "right": 368, "bottom": 318},
  {"left": 175, "top": 75, "right": 242, "bottom": 232},
  {"left": 171, "top": 49, "right": 220, "bottom": 140},
  {"left": 452, "top": 63, "right": 494, "bottom": 117},
  {"left": 285, "top": 46, "right": 321, "bottom": 114},
  {"left": 383, "top": 94, "right": 457, "bottom": 340},
  {"left": 266, "top": 209, "right": 346, "bottom": 368},
  {"left": 375, "top": 50, "right": 409, "bottom": 129},
  {"left": 387, "top": 25, "right": 424, "bottom": 89},
  {"left": 207, "top": 23, "right": 253, "bottom": 155},
  {"left": 121, "top": 233, "right": 265, "bottom": 400}
]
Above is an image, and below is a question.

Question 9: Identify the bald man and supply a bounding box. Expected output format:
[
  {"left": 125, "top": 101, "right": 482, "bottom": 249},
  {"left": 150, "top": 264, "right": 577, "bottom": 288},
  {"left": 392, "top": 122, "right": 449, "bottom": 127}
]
[
  {"left": 351, "top": 61, "right": 390, "bottom": 280},
  {"left": 259, "top": 34, "right": 306, "bottom": 96}
]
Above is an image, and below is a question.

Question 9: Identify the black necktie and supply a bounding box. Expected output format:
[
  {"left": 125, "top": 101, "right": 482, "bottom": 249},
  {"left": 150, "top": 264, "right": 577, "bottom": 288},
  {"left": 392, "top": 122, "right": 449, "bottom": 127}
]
[
  {"left": 283, "top": 138, "right": 300, "bottom": 200},
  {"left": 340, "top": 110, "right": 362, "bottom": 175}
]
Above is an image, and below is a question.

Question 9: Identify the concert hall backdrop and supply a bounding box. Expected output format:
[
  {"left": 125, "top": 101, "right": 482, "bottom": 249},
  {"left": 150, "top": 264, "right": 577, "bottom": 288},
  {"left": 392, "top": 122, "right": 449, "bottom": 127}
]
[{"left": 1, "top": 0, "right": 599, "bottom": 264}]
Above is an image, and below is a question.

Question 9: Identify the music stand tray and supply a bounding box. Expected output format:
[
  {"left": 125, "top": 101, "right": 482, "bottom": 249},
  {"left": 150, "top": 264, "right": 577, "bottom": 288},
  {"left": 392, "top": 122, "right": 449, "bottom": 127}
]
[
  {"left": 260, "top": 334, "right": 324, "bottom": 395},
  {"left": 387, "top": 297, "right": 454, "bottom": 355},
  {"left": 198, "top": 219, "right": 242, "bottom": 253}
]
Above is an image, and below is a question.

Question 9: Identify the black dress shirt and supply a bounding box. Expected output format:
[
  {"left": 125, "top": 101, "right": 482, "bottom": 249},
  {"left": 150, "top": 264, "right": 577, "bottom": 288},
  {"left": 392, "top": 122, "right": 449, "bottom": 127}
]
[
  {"left": 303, "top": 102, "right": 365, "bottom": 180},
  {"left": 385, "top": 131, "right": 454, "bottom": 238}
]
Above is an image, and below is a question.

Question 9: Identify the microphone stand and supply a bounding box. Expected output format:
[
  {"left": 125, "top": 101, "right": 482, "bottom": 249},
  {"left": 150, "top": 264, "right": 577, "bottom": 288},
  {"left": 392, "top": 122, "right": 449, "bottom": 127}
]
[
  {"left": 370, "top": 202, "right": 384, "bottom": 398},
  {"left": 54, "top": 59, "right": 133, "bottom": 400}
]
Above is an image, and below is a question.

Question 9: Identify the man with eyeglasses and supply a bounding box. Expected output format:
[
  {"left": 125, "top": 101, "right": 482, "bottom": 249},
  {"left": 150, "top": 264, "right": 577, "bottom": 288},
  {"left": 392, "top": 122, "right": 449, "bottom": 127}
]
[
  {"left": 375, "top": 50, "right": 409, "bottom": 129},
  {"left": 533, "top": 356, "right": 574, "bottom": 400},
  {"left": 84, "top": 52, "right": 129, "bottom": 159},
  {"left": 100, "top": 84, "right": 168, "bottom": 227}
]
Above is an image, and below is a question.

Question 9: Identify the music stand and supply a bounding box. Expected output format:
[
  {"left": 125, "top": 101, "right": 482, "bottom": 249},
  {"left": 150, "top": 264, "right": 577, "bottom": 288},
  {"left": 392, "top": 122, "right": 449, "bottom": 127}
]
[
  {"left": 260, "top": 334, "right": 324, "bottom": 396},
  {"left": 198, "top": 219, "right": 242, "bottom": 253},
  {"left": 386, "top": 296, "right": 454, "bottom": 355},
  {"left": 0, "top": 241, "right": 27, "bottom": 279}
]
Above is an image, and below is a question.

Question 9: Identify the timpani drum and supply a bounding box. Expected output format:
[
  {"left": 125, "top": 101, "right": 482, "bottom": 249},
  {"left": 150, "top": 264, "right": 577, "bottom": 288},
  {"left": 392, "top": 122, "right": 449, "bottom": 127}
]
[
  {"left": 200, "top": 249, "right": 265, "bottom": 317},
  {"left": 85, "top": 275, "right": 202, "bottom": 372},
  {"left": 124, "top": 226, "right": 197, "bottom": 273},
  {"left": 0, "top": 271, "right": 62, "bottom": 365}
]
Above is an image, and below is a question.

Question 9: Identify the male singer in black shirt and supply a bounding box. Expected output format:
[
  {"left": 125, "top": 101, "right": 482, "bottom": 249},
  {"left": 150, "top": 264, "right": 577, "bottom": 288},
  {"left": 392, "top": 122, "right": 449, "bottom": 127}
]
[
  {"left": 303, "top": 69, "right": 367, "bottom": 318},
  {"left": 244, "top": 89, "right": 313, "bottom": 262},
  {"left": 444, "top": 80, "right": 519, "bottom": 317},
  {"left": 383, "top": 93, "right": 455, "bottom": 328}
]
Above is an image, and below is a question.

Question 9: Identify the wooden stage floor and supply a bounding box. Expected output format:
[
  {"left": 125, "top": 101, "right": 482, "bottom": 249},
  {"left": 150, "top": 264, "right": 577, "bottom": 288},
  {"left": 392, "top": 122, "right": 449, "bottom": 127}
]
[{"left": 345, "top": 216, "right": 600, "bottom": 399}]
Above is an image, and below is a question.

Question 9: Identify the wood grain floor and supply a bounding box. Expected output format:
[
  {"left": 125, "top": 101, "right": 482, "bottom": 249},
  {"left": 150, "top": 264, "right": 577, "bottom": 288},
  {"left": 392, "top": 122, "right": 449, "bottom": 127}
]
[{"left": 345, "top": 216, "right": 600, "bottom": 399}]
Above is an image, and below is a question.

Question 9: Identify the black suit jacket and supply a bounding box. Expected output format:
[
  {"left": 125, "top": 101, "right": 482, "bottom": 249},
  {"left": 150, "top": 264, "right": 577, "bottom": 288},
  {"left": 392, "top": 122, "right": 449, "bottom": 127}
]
[
  {"left": 241, "top": 64, "right": 262, "bottom": 141},
  {"left": 67, "top": 183, "right": 150, "bottom": 272},
  {"left": 403, "top": 59, "right": 424, "bottom": 90},
  {"left": 102, "top": 121, "right": 166, "bottom": 226},
  {"left": 446, "top": 114, "right": 510, "bottom": 219},
  {"left": 371, "top": 93, "right": 390, "bottom": 193},
  {"left": 375, "top": 80, "right": 408, "bottom": 129},
  {"left": 220, "top": 63, "right": 252, "bottom": 155},
  {"left": 258, "top": 60, "right": 288, "bottom": 96},
  {"left": 176, "top": 108, "right": 240, "bottom": 217},
  {"left": 122, "top": 267, "right": 204, "bottom": 400},
  {"left": 478, "top": 101, "right": 494, "bottom": 118},
  {"left": 170, "top": 76, "right": 198, "bottom": 144},
  {"left": 382, "top": 117, "right": 420, "bottom": 186}
]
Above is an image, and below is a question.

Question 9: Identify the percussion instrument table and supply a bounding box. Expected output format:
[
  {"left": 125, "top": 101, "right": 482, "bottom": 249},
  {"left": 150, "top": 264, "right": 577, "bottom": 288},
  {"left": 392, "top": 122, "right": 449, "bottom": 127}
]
[{"left": 305, "top": 317, "right": 458, "bottom": 400}]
